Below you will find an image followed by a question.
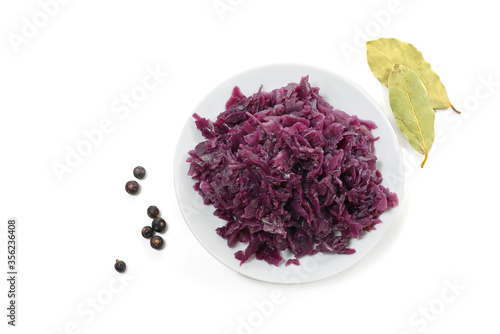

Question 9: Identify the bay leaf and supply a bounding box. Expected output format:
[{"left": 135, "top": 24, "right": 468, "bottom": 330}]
[
  {"left": 389, "top": 63, "right": 435, "bottom": 167},
  {"left": 367, "top": 37, "right": 459, "bottom": 113}
]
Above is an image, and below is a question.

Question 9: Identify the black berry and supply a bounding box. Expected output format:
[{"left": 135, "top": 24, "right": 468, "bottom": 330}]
[
  {"left": 152, "top": 218, "right": 167, "bottom": 233},
  {"left": 133, "top": 166, "right": 146, "bottom": 179},
  {"left": 147, "top": 206, "right": 160, "bottom": 218},
  {"left": 150, "top": 235, "right": 164, "bottom": 250},
  {"left": 114, "top": 260, "right": 126, "bottom": 273},
  {"left": 142, "top": 226, "right": 154, "bottom": 238},
  {"left": 125, "top": 181, "right": 140, "bottom": 195}
]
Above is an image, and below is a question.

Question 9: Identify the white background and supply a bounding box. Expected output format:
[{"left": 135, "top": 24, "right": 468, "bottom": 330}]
[{"left": 1, "top": 1, "right": 499, "bottom": 333}]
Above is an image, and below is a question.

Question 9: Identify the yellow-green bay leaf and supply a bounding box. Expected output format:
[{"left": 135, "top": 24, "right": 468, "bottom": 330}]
[
  {"left": 389, "top": 64, "right": 435, "bottom": 167},
  {"left": 367, "top": 37, "right": 459, "bottom": 113}
]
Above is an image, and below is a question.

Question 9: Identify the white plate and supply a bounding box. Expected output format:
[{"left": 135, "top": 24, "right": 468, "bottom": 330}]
[{"left": 174, "top": 64, "right": 404, "bottom": 284}]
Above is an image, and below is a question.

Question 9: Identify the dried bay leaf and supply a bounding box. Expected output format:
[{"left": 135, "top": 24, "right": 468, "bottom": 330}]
[
  {"left": 389, "top": 64, "right": 435, "bottom": 167},
  {"left": 367, "top": 38, "right": 459, "bottom": 113}
]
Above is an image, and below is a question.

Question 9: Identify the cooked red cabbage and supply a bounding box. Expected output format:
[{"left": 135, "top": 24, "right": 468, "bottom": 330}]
[{"left": 187, "top": 76, "right": 398, "bottom": 266}]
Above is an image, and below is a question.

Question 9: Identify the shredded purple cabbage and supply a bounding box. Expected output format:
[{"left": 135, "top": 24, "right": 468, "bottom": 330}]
[{"left": 187, "top": 76, "right": 398, "bottom": 266}]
